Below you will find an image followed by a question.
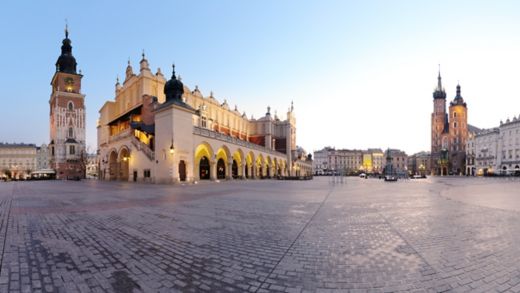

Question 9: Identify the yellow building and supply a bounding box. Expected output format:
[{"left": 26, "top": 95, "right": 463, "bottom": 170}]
[{"left": 97, "top": 55, "right": 312, "bottom": 183}]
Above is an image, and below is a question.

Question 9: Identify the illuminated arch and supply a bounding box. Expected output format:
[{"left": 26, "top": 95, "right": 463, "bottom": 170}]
[
  {"left": 194, "top": 142, "right": 215, "bottom": 180},
  {"left": 256, "top": 154, "right": 265, "bottom": 178},
  {"left": 232, "top": 149, "right": 244, "bottom": 178}
]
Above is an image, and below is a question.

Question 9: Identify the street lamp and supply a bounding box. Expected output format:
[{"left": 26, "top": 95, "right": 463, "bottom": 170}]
[{"left": 169, "top": 139, "right": 175, "bottom": 155}]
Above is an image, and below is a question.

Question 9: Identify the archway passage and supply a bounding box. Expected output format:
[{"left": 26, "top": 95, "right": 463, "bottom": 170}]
[
  {"left": 245, "top": 164, "right": 249, "bottom": 178},
  {"left": 232, "top": 160, "right": 238, "bottom": 179},
  {"left": 199, "top": 156, "right": 210, "bottom": 180},
  {"left": 217, "top": 158, "right": 226, "bottom": 179},
  {"left": 108, "top": 151, "right": 118, "bottom": 180},
  {"left": 119, "top": 148, "right": 130, "bottom": 181},
  {"left": 179, "top": 160, "right": 187, "bottom": 181}
]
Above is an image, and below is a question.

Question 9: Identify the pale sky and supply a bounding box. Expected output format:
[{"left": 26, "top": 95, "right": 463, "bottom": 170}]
[{"left": 1, "top": 1, "right": 520, "bottom": 155}]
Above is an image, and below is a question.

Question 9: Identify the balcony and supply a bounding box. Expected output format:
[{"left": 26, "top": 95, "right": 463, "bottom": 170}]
[{"left": 108, "top": 128, "right": 132, "bottom": 144}]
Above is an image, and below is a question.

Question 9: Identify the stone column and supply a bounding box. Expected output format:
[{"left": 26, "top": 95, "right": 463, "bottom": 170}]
[
  {"left": 227, "top": 160, "right": 233, "bottom": 180},
  {"left": 210, "top": 162, "right": 217, "bottom": 180},
  {"left": 242, "top": 163, "right": 246, "bottom": 179}
]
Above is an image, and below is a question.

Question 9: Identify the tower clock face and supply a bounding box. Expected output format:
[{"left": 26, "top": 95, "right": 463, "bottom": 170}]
[{"left": 64, "top": 77, "right": 74, "bottom": 92}]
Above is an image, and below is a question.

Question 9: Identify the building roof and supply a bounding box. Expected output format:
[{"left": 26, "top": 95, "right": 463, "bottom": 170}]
[{"left": 0, "top": 143, "right": 36, "bottom": 148}]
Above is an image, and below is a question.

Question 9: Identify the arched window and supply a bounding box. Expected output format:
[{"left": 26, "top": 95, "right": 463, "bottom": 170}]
[{"left": 68, "top": 101, "right": 74, "bottom": 111}]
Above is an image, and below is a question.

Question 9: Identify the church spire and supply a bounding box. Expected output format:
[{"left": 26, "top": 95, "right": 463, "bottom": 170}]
[
  {"left": 437, "top": 65, "right": 442, "bottom": 90},
  {"left": 433, "top": 66, "right": 446, "bottom": 100}
]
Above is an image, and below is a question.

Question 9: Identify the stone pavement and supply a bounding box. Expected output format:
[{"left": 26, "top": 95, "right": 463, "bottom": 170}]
[{"left": 0, "top": 177, "right": 520, "bottom": 292}]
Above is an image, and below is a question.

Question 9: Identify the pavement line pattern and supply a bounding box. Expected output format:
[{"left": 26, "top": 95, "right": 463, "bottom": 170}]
[
  {"left": 1, "top": 177, "right": 520, "bottom": 292},
  {"left": 253, "top": 186, "right": 336, "bottom": 293}
]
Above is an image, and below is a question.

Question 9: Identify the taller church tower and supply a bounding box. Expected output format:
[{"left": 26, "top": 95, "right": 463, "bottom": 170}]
[
  {"left": 431, "top": 70, "right": 449, "bottom": 175},
  {"left": 49, "top": 26, "right": 86, "bottom": 179}
]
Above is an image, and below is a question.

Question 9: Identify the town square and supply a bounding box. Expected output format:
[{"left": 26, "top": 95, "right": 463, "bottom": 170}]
[
  {"left": 2, "top": 1, "right": 520, "bottom": 292},
  {"left": 1, "top": 177, "right": 520, "bottom": 292}
]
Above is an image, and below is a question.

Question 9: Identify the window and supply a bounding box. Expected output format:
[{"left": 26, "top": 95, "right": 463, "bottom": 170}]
[
  {"left": 68, "top": 127, "right": 74, "bottom": 138},
  {"left": 454, "top": 112, "right": 457, "bottom": 118},
  {"left": 201, "top": 116, "right": 207, "bottom": 128},
  {"left": 68, "top": 102, "right": 74, "bottom": 111},
  {"left": 144, "top": 169, "right": 151, "bottom": 178},
  {"left": 69, "top": 145, "right": 75, "bottom": 155}
]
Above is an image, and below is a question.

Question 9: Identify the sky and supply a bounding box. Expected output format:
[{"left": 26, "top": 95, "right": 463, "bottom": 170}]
[{"left": 1, "top": 0, "right": 520, "bottom": 155}]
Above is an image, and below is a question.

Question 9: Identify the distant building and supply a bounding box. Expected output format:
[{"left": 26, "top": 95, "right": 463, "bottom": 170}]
[
  {"left": 384, "top": 149, "right": 408, "bottom": 175},
  {"left": 0, "top": 143, "right": 37, "bottom": 179},
  {"left": 498, "top": 117, "right": 520, "bottom": 175},
  {"left": 36, "top": 144, "right": 50, "bottom": 170},
  {"left": 408, "top": 151, "right": 431, "bottom": 176},
  {"left": 363, "top": 149, "right": 384, "bottom": 174},
  {"left": 466, "top": 116, "right": 520, "bottom": 176},
  {"left": 431, "top": 70, "right": 472, "bottom": 175},
  {"left": 312, "top": 147, "right": 332, "bottom": 175},
  {"left": 313, "top": 147, "right": 384, "bottom": 175},
  {"left": 86, "top": 153, "right": 99, "bottom": 179}
]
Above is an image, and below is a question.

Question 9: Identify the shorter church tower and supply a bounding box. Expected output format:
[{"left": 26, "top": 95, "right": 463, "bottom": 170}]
[
  {"left": 49, "top": 26, "right": 86, "bottom": 179},
  {"left": 448, "top": 84, "right": 468, "bottom": 174}
]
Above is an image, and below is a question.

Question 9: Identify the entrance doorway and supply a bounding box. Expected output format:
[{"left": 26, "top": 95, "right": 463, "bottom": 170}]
[
  {"left": 179, "top": 160, "right": 187, "bottom": 181},
  {"left": 199, "top": 156, "right": 210, "bottom": 180},
  {"left": 217, "top": 158, "right": 226, "bottom": 179}
]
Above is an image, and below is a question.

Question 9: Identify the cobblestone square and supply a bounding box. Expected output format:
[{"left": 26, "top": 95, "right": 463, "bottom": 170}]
[{"left": 1, "top": 177, "right": 520, "bottom": 292}]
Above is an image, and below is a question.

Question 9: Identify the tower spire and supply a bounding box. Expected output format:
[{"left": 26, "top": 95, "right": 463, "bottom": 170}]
[
  {"left": 437, "top": 64, "right": 442, "bottom": 90},
  {"left": 65, "top": 19, "right": 69, "bottom": 38}
]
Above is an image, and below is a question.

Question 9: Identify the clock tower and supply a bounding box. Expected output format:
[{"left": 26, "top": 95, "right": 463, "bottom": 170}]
[{"left": 49, "top": 26, "right": 86, "bottom": 179}]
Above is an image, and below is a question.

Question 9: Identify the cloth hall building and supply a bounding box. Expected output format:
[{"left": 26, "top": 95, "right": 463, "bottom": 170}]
[{"left": 97, "top": 56, "right": 312, "bottom": 183}]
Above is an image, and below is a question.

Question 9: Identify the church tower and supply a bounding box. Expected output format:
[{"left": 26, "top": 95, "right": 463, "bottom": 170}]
[
  {"left": 431, "top": 70, "right": 449, "bottom": 175},
  {"left": 49, "top": 26, "right": 86, "bottom": 179},
  {"left": 448, "top": 84, "right": 468, "bottom": 174}
]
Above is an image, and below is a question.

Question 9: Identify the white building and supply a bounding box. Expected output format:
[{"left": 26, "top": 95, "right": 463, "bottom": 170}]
[
  {"left": 466, "top": 115, "right": 520, "bottom": 176},
  {"left": 0, "top": 143, "right": 37, "bottom": 179},
  {"left": 36, "top": 144, "right": 50, "bottom": 170},
  {"left": 498, "top": 117, "right": 520, "bottom": 174}
]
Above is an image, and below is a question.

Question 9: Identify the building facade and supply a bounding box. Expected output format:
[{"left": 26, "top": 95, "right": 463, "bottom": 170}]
[
  {"left": 0, "top": 143, "right": 37, "bottom": 179},
  {"left": 499, "top": 117, "right": 520, "bottom": 175},
  {"left": 466, "top": 116, "right": 520, "bottom": 176},
  {"left": 312, "top": 147, "right": 384, "bottom": 175},
  {"left": 431, "top": 71, "right": 469, "bottom": 175},
  {"left": 48, "top": 27, "right": 86, "bottom": 179},
  {"left": 408, "top": 151, "right": 431, "bottom": 176},
  {"left": 384, "top": 148, "right": 408, "bottom": 175},
  {"left": 97, "top": 57, "right": 311, "bottom": 183},
  {"left": 36, "top": 144, "right": 50, "bottom": 170}
]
